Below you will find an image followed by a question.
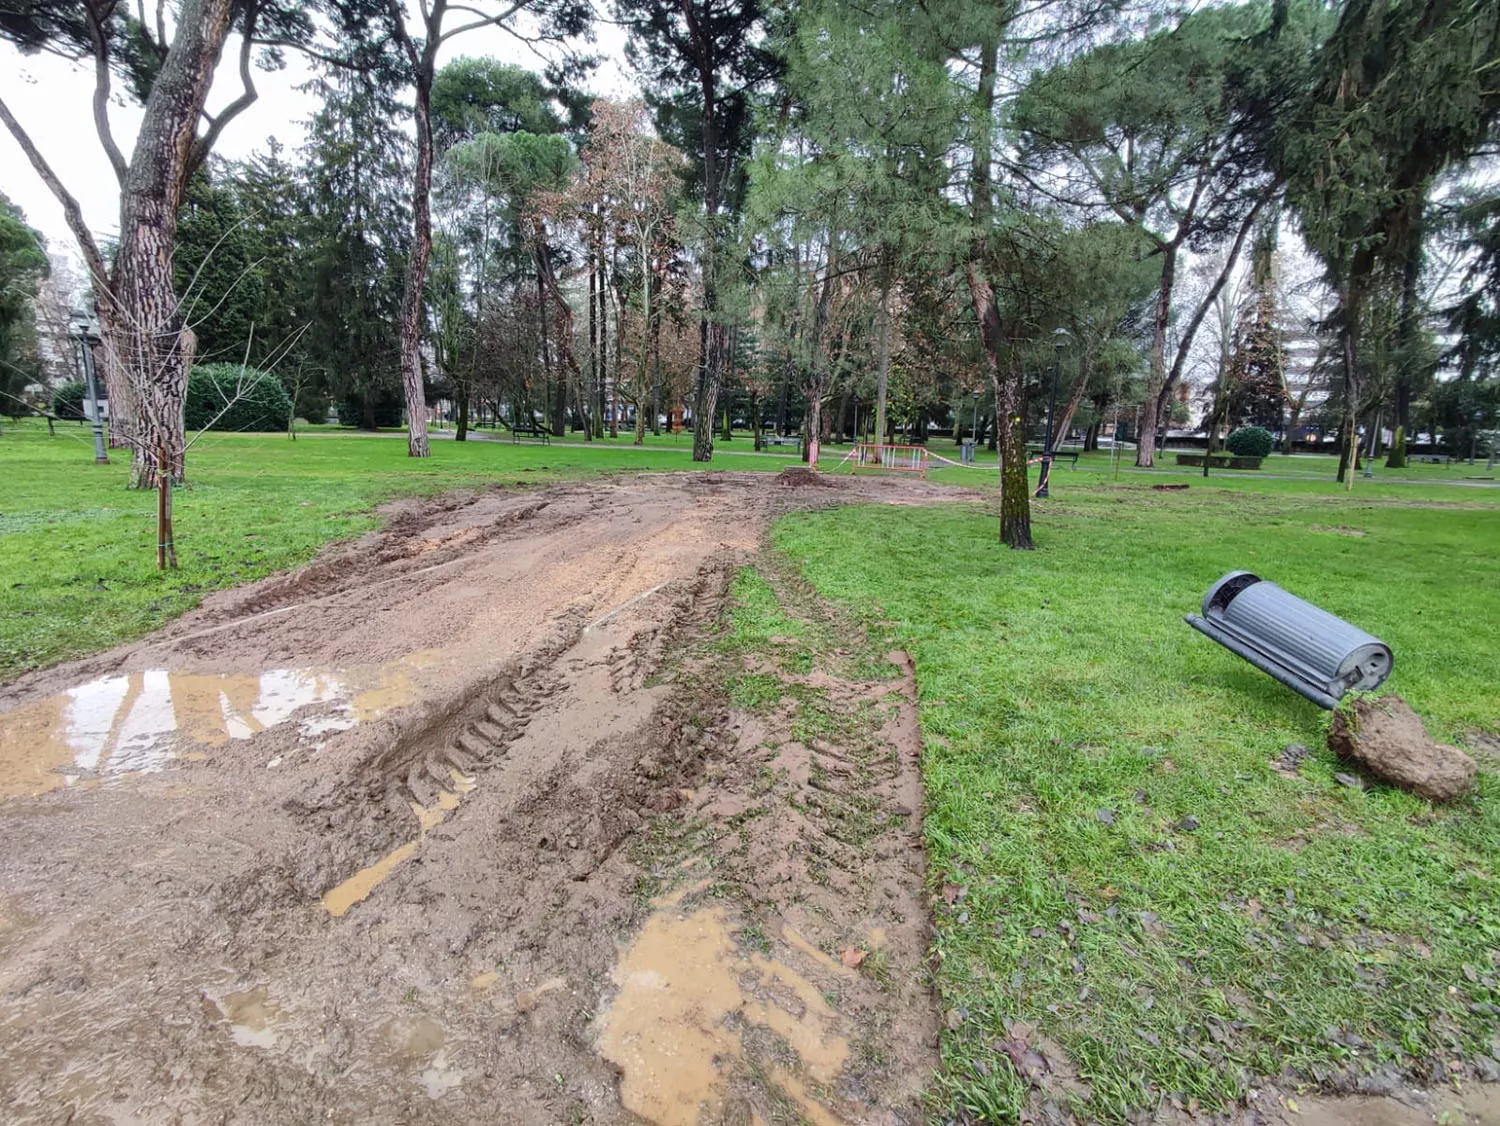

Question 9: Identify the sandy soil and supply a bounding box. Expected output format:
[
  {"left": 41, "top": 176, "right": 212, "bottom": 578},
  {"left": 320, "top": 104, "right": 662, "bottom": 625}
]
[{"left": 0, "top": 472, "right": 954, "bottom": 1125}]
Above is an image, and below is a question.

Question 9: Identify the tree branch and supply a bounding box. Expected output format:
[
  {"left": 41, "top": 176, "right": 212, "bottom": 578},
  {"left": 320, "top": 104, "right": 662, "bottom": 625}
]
[
  {"left": 85, "top": 2, "right": 129, "bottom": 185},
  {"left": 191, "top": 2, "right": 261, "bottom": 175},
  {"left": 0, "top": 94, "right": 111, "bottom": 295}
]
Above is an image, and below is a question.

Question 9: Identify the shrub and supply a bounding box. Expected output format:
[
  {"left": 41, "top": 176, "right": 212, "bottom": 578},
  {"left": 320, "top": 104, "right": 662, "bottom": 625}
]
[
  {"left": 184, "top": 364, "right": 294, "bottom": 432},
  {"left": 1225, "top": 425, "right": 1273, "bottom": 459},
  {"left": 52, "top": 381, "right": 87, "bottom": 420},
  {"left": 1385, "top": 425, "right": 1407, "bottom": 469}
]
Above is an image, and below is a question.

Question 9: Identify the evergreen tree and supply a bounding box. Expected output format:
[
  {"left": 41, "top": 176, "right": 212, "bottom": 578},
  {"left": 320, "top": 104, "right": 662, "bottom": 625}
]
[
  {"left": 300, "top": 68, "right": 412, "bottom": 430},
  {"left": 0, "top": 193, "right": 49, "bottom": 412}
]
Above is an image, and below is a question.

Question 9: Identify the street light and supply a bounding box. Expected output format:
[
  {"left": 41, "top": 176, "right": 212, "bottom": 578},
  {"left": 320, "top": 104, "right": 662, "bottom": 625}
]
[
  {"left": 972, "top": 390, "right": 981, "bottom": 441},
  {"left": 70, "top": 312, "right": 109, "bottom": 465},
  {"left": 1035, "top": 327, "right": 1069, "bottom": 498},
  {"left": 1472, "top": 409, "right": 1484, "bottom": 465}
]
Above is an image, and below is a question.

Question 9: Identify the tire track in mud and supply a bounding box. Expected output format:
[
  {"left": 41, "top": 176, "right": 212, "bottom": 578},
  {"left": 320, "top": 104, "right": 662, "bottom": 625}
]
[{"left": 0, "top": 472, "right": 958, "bottom": 1125}]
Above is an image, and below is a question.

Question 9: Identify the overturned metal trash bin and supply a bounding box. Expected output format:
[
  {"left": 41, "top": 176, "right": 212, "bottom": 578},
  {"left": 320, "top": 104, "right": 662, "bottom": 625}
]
[{"left": 1186, "top": 571, "right": 1392, "bottom": 709}]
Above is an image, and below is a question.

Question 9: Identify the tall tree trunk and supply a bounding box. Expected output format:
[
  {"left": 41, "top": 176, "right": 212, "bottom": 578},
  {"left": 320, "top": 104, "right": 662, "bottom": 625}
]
[
  {"left": 455, "top": 383, "right": 469, "bottom": 441},
  {"left": 1135, "top": 245, "right": 1177, "bottom": 468},
  {"left": 1052, "top": 364, "right": 1091, "bottom": 454},
  {"left": 965, "top": 37, "right": 1030, "bottom": 548},
  {"left": 874, "top": 257, "right": 892, "bottom": 446},
  {"left": 395, "top": 37, "right": 436, "bottom": 459},
  {"left": 751, "top": 392, "right": 762, "bottom": 450},
  {"left": 995, "top": 355, "right": 1031, "bottom": 547},
  {"left": 651, "top": 302, "right": 663, "bottom": 435},
  {"left": 113, "top": 0, "right": 237, "bottom": 487},
  {"left": 532, "top": 228, "right": 587, "bottom": 433},
  {"left": 691, "top": 41, "right": 722, "bottom": 463},
  {"left": 1140, "top": 194, "right": 1268, "bottom": 467},
  {"left": 1393, "top": 200, "right": 1424, "bottom": 435},
  {"left": 1337, "top": 299, "right": 1361, "bottom": 488}
]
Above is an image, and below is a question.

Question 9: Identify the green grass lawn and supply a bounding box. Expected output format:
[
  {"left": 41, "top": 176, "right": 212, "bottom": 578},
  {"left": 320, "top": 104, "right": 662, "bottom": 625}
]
[
  {"left": 773, "top": 481, "right": 1500, "bottom": 1121},
  {"left": 0, "top": 422, "right": 786, "bottom": 681}
]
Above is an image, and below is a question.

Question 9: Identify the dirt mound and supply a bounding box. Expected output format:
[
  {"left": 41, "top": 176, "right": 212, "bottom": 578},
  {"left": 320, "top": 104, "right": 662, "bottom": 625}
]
[
  {"left": 0, "top": 473, "right": 954, "bottom": 1125},
  {"left": 1327, "top": 694, "right": 1477, "bottom": 801},
  {"left": 778, "top": 464, "right": 835, "bottom": 487}
]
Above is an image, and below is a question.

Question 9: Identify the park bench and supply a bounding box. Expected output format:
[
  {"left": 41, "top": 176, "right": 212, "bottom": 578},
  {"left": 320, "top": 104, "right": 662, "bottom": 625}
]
[
  {"left": 505, "top": 418, "right": 551, "bottom": 444},
  {"left": 764, "top": 434, "right": 802, "bottom": 453},
  {"left": 1028, "top": 446, "right": 1081, "bottom": 468},
  {"left": 1410, "top": 453, "right": 1449, "bottom": 465},
  {"left": 1174, "top": 453, "right": 1263, "bottom": 470}
]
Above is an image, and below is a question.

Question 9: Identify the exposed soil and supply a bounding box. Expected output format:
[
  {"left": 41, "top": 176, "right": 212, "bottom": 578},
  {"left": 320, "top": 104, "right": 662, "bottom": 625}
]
[
  {"left": 1, "top": 471, "right": 1492, "bottom": 1125},
  {"left": 0, "top": 472, "right": 953, "bottom": 1126}
]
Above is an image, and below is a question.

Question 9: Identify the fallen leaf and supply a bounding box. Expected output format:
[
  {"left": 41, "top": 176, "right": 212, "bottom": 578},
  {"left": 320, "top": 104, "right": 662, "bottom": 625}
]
[
  {"left": 840, "top": 946, "right": 867, "bottom": 969},
  {"left": 1247, "top": 898, "right": 1263, "bottom": 921},
  {"left": 1157, "top": 758, "right": 1178, "bottom": 774},
  {"left": 942, "top": 883, "right": 966, "bottom": 906}
]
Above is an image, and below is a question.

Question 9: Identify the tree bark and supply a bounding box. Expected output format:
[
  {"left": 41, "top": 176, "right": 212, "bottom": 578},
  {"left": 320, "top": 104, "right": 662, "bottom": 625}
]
[
  {"left": 690, "top": 6, "right": 722, "bottom": 464},
  {"left": 1052, "top": 367, "right": 1090, "bottom": 454},
  {"left": 394, "top": 36, "right": 436, "bottom": 457},
  {"left": 114, "top": 0, "right": 237, "bottom": 487},
  {"left": 1135, "top": 244, "right": 1177, "bottom": 467},
  {"left": 875, "top": 261, "right": 892, "bottom": 447},
  {"left": 965, "top": 37, "right": 1030, "bottom": 548}
]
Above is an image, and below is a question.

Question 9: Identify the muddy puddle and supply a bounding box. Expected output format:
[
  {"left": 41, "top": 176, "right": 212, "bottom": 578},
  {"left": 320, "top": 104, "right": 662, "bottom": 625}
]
[
  {"left": 322, "top": 768, "right": 476, "bottom": 917},
  {"left": 0, "top": 652, "right": 440, "bottom": 797},
  {"left": 599, "top": 885, "right": 855, "bottom": 1126}
]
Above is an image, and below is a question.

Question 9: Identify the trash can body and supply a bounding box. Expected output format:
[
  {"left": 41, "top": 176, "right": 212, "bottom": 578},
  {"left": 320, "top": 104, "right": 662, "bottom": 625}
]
[{"left": 1186, "top": 571, "right": 1392, "bottom": 709}]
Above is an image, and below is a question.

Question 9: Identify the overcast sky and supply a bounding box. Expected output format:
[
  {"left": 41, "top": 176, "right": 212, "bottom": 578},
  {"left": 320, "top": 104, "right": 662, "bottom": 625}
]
[{"left": 0, "top": 15, "right": 633, "bottom": 267}]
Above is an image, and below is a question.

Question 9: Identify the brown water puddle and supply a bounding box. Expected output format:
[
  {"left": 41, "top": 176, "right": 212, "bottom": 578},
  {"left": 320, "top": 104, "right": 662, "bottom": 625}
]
[
  {"left": 598, "top": 888, "right": 851, "bottom": 1126},
  {"left": 321, "top": 768, "right": 476, "bottom": 918},
  {"left": 208, "top": 984, "right": 282, "bottom": 1050},
  {"left": 0, "top": 652, "right": 442, "bottom": 798}
]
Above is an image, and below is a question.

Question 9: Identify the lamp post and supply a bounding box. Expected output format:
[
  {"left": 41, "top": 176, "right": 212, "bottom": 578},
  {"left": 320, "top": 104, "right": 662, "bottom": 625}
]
[
  {"left": 71, "top": 313, "right": 109, "bottom": 465},
  {"left": 972, "top": 390, "right": 981, "bottom": 441},
  {"left": 1472, "top": 410, "right": 1483, "bottom": 465},
  {"left": 1035, "top": 327, "right": 1069, "bottom": 498}
]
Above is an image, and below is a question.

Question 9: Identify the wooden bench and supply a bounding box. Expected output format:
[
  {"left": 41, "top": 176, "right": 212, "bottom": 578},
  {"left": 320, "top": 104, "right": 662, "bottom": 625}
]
[
  {"left": 764, "top": 434, "right": 802, "bottom": 453},
  {"left": 1410, "top": 453, "right": 1449, "bottom": 465},
  {"left": 505, "top": 418, "right": 551, "bottom": 444},
  {"left": 1028, "top": 447, "right": 1081, "bottom": 468}
]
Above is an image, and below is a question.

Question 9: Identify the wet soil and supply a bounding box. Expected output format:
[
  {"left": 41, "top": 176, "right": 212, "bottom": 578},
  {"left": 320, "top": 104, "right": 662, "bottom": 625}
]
[
  {"left": 2, "top": 471, "right": 1492, "bottom": 1125},
  {"left": 0, "top": 472, "right": 952, "bottom": 1125}
]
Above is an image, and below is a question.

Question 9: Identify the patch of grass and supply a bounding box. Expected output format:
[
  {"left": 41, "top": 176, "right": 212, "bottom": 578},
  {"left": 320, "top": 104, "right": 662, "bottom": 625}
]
[
  {"left": 773, "top": 480, "right": 1500, "bottom": 1121},
  {"left": 0, "top": 424, "right": 781, "bottom": 682}
]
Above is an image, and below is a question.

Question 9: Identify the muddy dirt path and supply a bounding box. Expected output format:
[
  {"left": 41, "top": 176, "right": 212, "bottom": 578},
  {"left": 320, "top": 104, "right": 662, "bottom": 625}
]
[{"left": 0, "top": 472, "right": 954, "bottom": 1126}]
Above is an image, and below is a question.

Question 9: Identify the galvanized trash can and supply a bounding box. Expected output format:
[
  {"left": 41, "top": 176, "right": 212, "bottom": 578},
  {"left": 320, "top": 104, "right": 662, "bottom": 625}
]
[
  {"left": 961, "top": 439, "right": 976, "bottom": 465},
  {"left": 1186, "top": 571, "right": 1393, "bottom": 709}
]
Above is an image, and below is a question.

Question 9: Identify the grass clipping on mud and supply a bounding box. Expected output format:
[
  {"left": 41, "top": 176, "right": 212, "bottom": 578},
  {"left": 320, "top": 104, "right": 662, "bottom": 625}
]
[{"left": 772, "top": 484, "right": 1500, "bottom": 1123}]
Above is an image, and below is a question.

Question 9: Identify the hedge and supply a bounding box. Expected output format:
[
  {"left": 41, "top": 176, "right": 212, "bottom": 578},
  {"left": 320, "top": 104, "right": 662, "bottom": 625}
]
[{"left": 184, "top": 364, "right": 294, "bottom": 432}]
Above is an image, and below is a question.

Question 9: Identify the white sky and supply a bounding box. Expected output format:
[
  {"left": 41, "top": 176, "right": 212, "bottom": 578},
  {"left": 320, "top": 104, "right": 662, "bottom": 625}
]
[{"left": 0, "top": 15, "right": 633, "bottom": 264}]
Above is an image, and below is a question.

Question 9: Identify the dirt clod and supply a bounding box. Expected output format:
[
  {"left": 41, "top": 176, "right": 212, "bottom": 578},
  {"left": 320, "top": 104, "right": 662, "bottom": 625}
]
[
  {"left": 1327, "top": 694, "right": 1477, "bottom": 801},
  {"left": 777, "top": 465, "right": 834, "bottom": 487}
]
